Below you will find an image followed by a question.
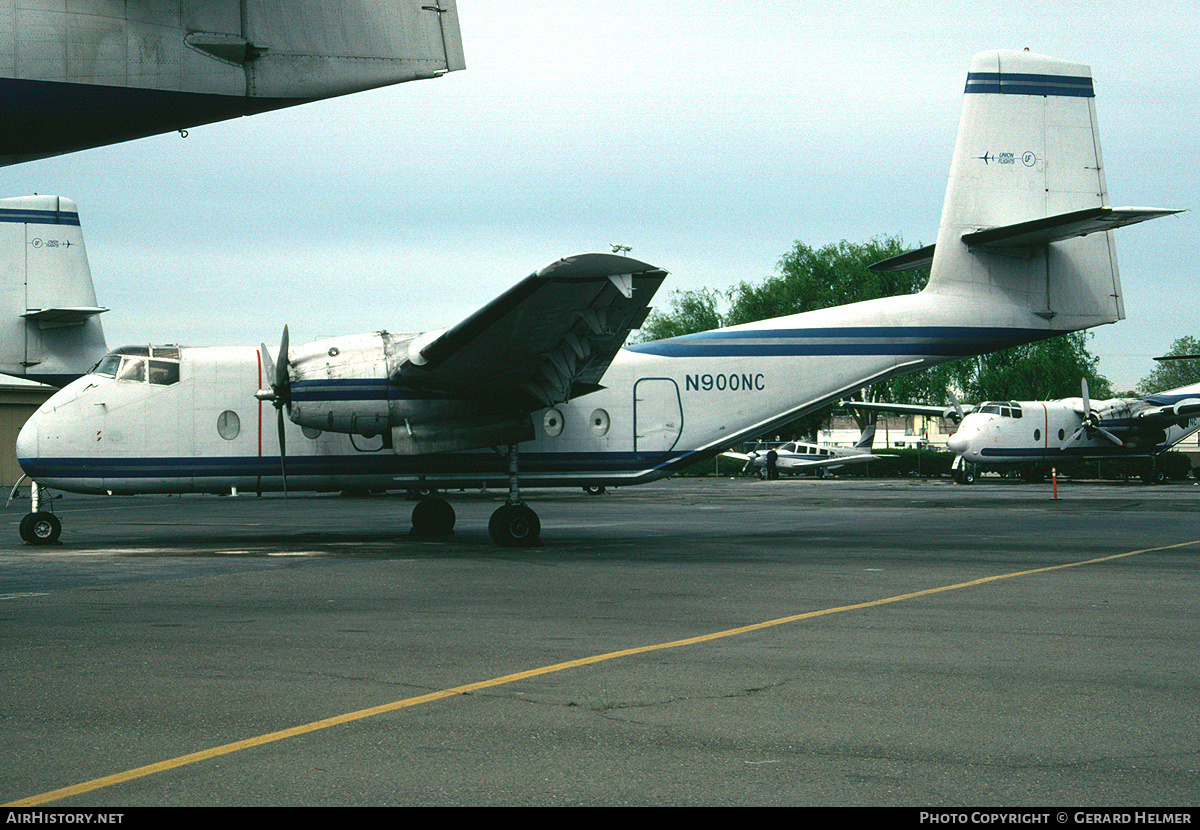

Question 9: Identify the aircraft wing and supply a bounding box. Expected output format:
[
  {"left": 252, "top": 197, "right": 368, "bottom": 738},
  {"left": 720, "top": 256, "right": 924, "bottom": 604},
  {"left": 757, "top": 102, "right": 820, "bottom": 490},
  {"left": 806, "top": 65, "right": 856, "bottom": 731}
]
[
  {"left": 781, "top": 452, "right": 892, "bottom": 470},
  {"left": 0, "top": 0, "right": 466, "bottom": 165},
  {"left": 394, "top": 253, "right": 669, "bottom": 406},
  {"left": 839, "top": 399, "right": 974, "bottom": 419},
  {"left": 1133, "top": 398, "right": 1200, "bottom": 428}
]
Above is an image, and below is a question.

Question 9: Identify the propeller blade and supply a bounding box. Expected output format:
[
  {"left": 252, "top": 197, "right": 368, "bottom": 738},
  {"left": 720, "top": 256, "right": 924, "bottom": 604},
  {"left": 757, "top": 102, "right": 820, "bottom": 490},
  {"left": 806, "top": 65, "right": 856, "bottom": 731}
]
[
  {"left": 1096, "top": 426, "right": 1124, "bottom": 446},
  {"left": 276, "top": 325, "right": 290, "bottom": 396},
  {"left": 947, "top": 390, "right": 965, "bottom": 424},
  {"left": 1081, "top": 377, "right": 1091, "bottom": 420},
  {"left": 277, "top": 406, "right": 288, "bottom": 498}
]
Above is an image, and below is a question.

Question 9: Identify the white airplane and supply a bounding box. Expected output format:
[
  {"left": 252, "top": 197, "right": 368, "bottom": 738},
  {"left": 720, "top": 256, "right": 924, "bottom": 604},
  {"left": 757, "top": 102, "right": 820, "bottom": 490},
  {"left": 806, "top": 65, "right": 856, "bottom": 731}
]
[
  {"left": 849, "top": 380, "right": 1200, "bottom": 483},
  {"left": 0, "top": 195, "right": 108, "bottom": 385},
  {"left": 723, "top": 426, "right": 893, "bottom": 478},
  {"left": 0, "top": 0, "right": 464, "bottom": 165},
  {"left": 13, "top": 50, "right": 1181, "bottom": 546}
]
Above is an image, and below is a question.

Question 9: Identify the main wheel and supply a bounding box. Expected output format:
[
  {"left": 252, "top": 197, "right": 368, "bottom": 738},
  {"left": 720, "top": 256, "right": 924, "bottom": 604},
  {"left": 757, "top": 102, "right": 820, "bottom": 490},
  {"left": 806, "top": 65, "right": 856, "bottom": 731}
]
[
  {"left": 20, "top": 512, "right": 61, "bottom": 545},
  {"left": 410, "top": 497, "right": 455, "bottom": 536},
  {"left": 489, "top": 504, "right": 541, "bottom": 547},
  {"left": 583, "top": 485, "right": 606, "bottom": 496}
]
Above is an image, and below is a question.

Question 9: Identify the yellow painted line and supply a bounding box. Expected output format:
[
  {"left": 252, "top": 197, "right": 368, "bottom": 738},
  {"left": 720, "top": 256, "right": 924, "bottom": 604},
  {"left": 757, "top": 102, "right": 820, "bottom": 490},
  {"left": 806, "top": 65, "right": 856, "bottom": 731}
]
[{"left": 7, "top": 539, "right": 1196, "bottom": 807}]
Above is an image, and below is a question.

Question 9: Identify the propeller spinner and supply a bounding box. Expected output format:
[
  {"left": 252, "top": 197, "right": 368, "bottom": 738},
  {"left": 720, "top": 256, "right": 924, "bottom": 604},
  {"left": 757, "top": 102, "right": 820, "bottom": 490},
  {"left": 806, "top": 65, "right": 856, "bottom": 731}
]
[{"left": 1063, "top": 377, "right": 1123, "bottom": 449}]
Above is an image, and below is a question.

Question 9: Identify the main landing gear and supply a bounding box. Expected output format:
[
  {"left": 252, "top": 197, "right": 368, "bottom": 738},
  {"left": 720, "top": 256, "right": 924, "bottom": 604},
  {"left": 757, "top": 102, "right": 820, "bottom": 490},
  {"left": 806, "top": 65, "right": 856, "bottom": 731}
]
[
  {"left": 407, "top": 444, "right": 543, "bottom": 547},
  {"left": 15, "top": 480, "right": 61, "bottom": 545}
]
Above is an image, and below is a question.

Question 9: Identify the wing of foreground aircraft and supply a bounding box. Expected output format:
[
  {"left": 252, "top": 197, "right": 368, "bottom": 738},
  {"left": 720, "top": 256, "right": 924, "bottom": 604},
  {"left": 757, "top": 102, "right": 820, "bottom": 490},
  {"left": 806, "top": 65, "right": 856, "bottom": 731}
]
[
  {"left": 0, "top": 0, "right": 465, "bottom": 165},
  {"left": 394, "top": 254, "right": 668, "bottom": 407}
]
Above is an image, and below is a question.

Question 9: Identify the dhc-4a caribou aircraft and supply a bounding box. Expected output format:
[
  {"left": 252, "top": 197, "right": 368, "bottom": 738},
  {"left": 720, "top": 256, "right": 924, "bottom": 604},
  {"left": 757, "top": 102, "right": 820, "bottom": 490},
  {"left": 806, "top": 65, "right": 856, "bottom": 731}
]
[
  {"left": 14, "top": 50, "right": 1181, "bottom": 546},
  {"left": 852, "top": 380, "right": 1200, "bottom": 483}
]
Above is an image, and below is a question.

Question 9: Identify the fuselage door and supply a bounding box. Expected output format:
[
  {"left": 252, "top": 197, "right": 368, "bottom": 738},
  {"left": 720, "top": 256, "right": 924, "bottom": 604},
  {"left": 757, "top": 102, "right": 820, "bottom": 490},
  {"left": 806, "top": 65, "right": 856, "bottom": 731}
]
[{"left": 633, "top": 377, "right": 683, "bottom": 455}]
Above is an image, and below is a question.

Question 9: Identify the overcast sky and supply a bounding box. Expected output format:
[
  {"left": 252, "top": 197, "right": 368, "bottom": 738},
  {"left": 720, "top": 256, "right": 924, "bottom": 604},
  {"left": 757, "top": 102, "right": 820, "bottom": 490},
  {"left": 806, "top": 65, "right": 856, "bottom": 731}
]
[{"left": 2, "top": 1, "right": 1194, "bottom": 390}]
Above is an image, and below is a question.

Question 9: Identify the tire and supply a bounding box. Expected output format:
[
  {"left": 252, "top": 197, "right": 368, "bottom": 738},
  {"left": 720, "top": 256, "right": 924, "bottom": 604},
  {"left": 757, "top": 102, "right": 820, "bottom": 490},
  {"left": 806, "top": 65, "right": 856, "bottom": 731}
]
[
  {"left": 489, "top": 504, "right": 541, "bottom": 547},
  {"left": 583, "top": 485, "right": 606, "bottom": 496},
  {"left": 410, "top": 497, "right": 455, "bottom": 536},
  {"left": 20, "top": 512, "right": 61, "bottom": 545}
]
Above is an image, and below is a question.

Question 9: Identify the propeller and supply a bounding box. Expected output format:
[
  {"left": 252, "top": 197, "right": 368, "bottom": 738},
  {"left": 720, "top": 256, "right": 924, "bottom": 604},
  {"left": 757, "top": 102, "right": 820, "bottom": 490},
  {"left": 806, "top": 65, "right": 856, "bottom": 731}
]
[
  {"left": 255, "top": 326, "right": 291, "bottom": 495},
  {"left": 943, "top": 389, "right": 966, "bottom": 424},
  {"left": 1062, "top": 377, "right": 1123, "bottom": 449}
]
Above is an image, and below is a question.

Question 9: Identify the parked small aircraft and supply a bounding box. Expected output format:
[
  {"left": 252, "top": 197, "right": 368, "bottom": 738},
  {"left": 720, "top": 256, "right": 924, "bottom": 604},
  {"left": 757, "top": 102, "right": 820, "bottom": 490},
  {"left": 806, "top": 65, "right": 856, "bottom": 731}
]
[
  {"left": 849, "top": 380, "right": 1200, "bottom": 483},
  {"left": 14, "top": 50, "right": 1181, "bottom": 545},
  {"left": 0, "top": 195, "right": 108, "bottom": 385},
  {"left": 723, "top": 426, "right": 892, "bottom": 478},
  {"left": 0, "top": 0, "right": 464, "bottom": 165}
]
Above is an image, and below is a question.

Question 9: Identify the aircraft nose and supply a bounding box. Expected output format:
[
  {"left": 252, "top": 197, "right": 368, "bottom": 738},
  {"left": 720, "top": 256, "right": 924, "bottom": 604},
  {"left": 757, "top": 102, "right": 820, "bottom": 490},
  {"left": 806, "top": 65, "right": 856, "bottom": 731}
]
[
  {"left": 947, "top": 431, "right": 969, "bottom": 455},
  {"left": 16, "top": 414, "right": 38, "bottom": 463}
]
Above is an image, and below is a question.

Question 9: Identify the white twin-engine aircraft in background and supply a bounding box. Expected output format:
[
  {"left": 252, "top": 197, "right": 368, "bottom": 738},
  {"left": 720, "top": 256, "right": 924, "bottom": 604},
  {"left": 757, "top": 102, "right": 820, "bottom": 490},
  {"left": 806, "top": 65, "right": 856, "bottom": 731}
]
[
  {"left": 14, "top": 50, "right": 1181, "bottom": 545},
  {"left": 722, "top": 427, "right": 893, "bottom": 478},
  {"left": 851, "top": 380, "right": 1200, "bottom": 483}
]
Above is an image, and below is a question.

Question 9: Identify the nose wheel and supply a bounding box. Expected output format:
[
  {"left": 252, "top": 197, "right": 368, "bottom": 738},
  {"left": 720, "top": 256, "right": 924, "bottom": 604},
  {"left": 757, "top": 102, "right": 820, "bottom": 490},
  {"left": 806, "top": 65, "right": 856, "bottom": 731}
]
[{"left": 20, "top": 511, "right": 61, "bottom": 545}]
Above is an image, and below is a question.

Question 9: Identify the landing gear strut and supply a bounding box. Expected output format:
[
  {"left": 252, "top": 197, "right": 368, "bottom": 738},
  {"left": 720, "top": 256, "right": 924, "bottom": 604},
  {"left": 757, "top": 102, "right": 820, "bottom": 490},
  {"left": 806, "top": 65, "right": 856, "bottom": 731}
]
[
  {"left": 489, "top": 444, "right": 540, "bottom": 547},
  {"left": 19, "top": 481, "right": 61, "bottom": 545}
]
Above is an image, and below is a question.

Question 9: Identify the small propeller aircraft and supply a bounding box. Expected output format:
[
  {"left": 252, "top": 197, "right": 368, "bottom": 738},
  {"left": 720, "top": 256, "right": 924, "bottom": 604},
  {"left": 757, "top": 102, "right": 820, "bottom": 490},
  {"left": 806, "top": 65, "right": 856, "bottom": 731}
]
[
  {"left": 723, "top": 426, "right": 893, "bottom": 478},
  {"left": 849, "top": 379, "right": 1200, "bottom": 483},
  {"left": 14, "top": 50, "right": 1181, "bottom": 545},
  {"left": 0, "top": 0, "right": 464, "bottom": 165}
]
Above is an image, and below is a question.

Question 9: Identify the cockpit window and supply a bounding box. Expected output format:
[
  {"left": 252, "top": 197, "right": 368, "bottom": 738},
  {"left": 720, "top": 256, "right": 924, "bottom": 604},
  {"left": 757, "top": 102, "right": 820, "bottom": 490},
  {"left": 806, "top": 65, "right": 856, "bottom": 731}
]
[
  {"left": 116, "top": 357, "right": 147, "bottom": 382},
  {"left": 148, "top": 360, "right": 179, "bottom": 385},
  {"left": 90, "top": 345, "right": 181, "bottom": 385},
  {"left": 90, "top": 354, "right": 121, "bottom": 377},
  {"left": 977, "top": 401, "right": 1023, "bottom": 418}
]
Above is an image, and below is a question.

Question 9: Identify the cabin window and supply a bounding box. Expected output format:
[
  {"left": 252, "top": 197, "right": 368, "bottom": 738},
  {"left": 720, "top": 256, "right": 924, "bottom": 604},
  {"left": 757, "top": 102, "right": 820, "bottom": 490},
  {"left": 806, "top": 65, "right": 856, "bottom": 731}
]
[
  {"left": 217, "top": 410, "right": 240, "bottom": 440},
  {"left": 1034, "top": 429, "right": 1041, "bottom": 441}
]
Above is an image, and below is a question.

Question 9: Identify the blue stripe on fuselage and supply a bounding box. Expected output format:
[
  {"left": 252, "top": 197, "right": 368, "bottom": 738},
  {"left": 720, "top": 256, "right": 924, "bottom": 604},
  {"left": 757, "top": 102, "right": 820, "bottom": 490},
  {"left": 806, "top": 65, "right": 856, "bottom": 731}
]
[{"left": 624, "top": 326, "right": 1053, "bottom": 358}]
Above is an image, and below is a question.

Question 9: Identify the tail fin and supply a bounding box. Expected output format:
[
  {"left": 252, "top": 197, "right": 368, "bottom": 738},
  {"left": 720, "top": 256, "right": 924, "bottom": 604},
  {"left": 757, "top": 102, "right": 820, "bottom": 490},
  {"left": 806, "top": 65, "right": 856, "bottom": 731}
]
[
  {"left": 917, "top": 50, "right": 1178, "bottom": 332},
  {"left": 854, "top": 424, "right": 876, "bottom": 450},
  {"left": 0, "top": 196, "right": 108, "bottom": 385}
]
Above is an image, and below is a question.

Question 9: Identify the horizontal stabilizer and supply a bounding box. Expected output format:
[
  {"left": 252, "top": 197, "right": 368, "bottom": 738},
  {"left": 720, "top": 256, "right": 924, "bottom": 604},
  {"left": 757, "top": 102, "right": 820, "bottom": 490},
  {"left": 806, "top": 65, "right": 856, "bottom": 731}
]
[
  {"left": 870, "top": 244, "right": 935, "bottom": 273},
  {"left": 962, "top": 206, "right": 1183, "bottom": 249},
  {"left": 872, "top": 207, "right": 1181, "bottom": 273},
  {"left": 22, "top": 306, "right": 108, "bottom": 329}
]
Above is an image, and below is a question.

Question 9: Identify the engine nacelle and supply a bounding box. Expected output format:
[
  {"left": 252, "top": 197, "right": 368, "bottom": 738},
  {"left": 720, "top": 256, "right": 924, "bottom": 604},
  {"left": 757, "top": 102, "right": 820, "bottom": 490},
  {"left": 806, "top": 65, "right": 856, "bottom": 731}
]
[
  {"left": 284, "top": 331, "right": 534, "bottom": 452},
  {"left": 287, "top": 331, "right": 401, "bottom": 437}
]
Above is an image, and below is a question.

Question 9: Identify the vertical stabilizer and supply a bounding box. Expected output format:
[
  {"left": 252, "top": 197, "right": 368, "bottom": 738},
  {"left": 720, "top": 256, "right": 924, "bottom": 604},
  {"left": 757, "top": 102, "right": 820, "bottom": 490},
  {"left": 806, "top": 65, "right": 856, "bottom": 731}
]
[
  {"left": 927, "top": 50, "right": 1125, "bottom": 332},
  {"left": 0, "top": 196, "right": 108, "bottom": 385}
]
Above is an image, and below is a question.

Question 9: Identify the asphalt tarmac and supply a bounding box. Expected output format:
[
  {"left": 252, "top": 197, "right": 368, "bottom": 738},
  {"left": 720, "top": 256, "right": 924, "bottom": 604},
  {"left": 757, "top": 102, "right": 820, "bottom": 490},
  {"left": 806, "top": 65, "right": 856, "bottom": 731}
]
[{"left": 1, "top": 476, "right": 1198, "bottom": 807}]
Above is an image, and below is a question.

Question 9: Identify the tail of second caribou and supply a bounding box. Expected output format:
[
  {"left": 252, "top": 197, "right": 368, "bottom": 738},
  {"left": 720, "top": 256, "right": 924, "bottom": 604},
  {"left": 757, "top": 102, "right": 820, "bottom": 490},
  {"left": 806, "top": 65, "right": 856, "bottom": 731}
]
[{"left": 0, "top": 195, "right": 108, "bottom": 386}]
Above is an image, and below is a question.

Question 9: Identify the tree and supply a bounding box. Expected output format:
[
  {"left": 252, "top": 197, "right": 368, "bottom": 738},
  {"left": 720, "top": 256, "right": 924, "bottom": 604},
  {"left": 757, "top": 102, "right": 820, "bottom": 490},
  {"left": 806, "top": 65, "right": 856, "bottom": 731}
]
[
  {"left": 636, "top": 287, "right": 724, "bottom": 343},
  {"left": 958, "top": 331, "right": 1111, "bottom": 402},
  {"left": 1138, "top": 336, "right": 1200, "bottom": 393}
]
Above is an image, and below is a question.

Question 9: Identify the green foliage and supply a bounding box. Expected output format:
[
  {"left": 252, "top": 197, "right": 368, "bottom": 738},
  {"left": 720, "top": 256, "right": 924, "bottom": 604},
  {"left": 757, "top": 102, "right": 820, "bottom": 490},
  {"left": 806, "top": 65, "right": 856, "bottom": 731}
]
[
  {"left": 1138, "top": 336, "right": 1200, "bottom": 393},
  {"left": 956, "top": 331, "right": 1111, "bottom": 401},
  {"left": 636, "top": 287, "right": 725, "bottom": 343},
  {"left": 724, "top": 236, "right": 924, "bottom": 325}
]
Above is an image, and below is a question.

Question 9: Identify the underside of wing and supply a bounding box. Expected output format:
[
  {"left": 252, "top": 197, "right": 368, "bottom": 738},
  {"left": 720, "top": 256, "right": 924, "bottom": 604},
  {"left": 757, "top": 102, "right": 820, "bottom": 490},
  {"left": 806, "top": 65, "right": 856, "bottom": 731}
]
[{"left": 394, "top": 253, "right": 668, "bottom": 407}]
